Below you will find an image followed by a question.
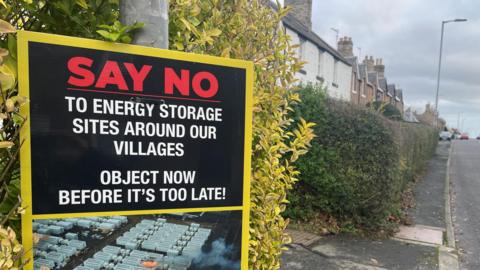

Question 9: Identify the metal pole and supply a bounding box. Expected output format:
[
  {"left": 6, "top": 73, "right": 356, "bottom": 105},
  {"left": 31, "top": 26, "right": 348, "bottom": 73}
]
[
  {"left": 433, "top": 18, "right": 466, "bottom": 128},
  {"left": 434, "top": 22, "right": 445, "bottom": 128},
  {"left": 331, "top": 28, "right": 339, "bottom": 43},
  {"left": 120, "top": 0, "right": 169, "bottom": 49}
]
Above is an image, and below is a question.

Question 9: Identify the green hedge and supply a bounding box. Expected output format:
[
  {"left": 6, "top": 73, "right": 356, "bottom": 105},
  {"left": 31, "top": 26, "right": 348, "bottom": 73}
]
[{"left": 285, "top": 84, "right": 438, "bottom": 231}]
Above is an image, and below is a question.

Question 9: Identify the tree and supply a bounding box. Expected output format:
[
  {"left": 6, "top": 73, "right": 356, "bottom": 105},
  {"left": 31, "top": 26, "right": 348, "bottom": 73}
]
[
  {"left": 369, "top": 101, "right": 402, "bottom": 121},
  {"left": 0, "top": 1, "right": 140, "bottom": 268},
  {"left": 169, "top": 1, "right": 315, "bottom": 268}
]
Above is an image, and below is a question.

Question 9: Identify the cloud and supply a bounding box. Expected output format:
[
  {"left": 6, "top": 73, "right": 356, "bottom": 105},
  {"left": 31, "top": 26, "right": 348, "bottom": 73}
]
[
  {"left": 191, "top": 238, "right": 240, "bottom": 269},
  {"left": 312, "top": 0, "right": 480, "bottom": 135}
]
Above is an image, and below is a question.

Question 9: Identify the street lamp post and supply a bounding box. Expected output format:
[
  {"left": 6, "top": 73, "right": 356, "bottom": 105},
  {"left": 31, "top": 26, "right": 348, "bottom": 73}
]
[
  {"left": 434, "top": 18, "right": 467, "bottom": 128},
  {"left": 457, "top": 112, "right": 463, "bottom": 130}
]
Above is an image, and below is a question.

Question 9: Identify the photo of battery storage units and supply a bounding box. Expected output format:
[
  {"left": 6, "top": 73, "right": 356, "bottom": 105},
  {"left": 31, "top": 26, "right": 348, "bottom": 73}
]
[{"left": 18, "top": 31, "right": 253, "bottom": 270}]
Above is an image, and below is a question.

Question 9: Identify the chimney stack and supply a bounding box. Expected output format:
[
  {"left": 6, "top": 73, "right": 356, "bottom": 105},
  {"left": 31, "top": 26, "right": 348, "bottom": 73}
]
[
  {"left": 337, "top": 36, "right": 353, "bottom": 57},
  {"left": 374, "top": 58, "right": 385, "bottom": 78},
  {"left": 363, "top": 55, "right": 375, "bottom": 72},
  {"left": 285, "top": 0, "right": 313, "bottom": 29}
]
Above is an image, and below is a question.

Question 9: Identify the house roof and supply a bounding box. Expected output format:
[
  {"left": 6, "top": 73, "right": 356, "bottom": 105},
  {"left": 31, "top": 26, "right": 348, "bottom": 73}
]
[
  {"left": 396, "top": 89, "right": 403, "bottom": 100},
  {"left": 387, "top": 84, "right": 396, "bottom": 96},
  {"left": 359, "top": 64, "right": 367, "bottom": 79},
  {"left": 283, "top": 14, "right": 351, "bottom": 66},
  {"left": 345, "top": 56, "right": 357, "bottom": 66},
  {"left": 346, "top": 56, "right": 360, "bottom": 75},
  {"left": 368, "top": 72, "right": 378, "bottom": 85},
  {"left": 379, "top": 78, "right": 388, "bottom": 92},
  {"left": 359, "top": 64, "right": 374, "bottom": 86},
  {"left": 404, "top": 108, "right": 419, "bottom": 122}
]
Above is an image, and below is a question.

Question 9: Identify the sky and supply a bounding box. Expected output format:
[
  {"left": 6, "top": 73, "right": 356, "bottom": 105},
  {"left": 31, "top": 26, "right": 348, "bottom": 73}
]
[{"left": 311, "top": 0, "right": 480, "bottom": 136}]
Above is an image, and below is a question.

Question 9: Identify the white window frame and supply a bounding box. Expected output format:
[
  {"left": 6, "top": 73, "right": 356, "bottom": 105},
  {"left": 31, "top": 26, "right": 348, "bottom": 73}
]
[
  {"left": 299, "top": 37, "right": 306, "bottom": 61},
  {"left": 351, "top": 73, "right": 357, "bottom": 93},
  {"left": 333, "top": 60, "right": 338, "bottom": 84},
  {"left": 361, "top": 80, "right": 366, "bottom": 97},
  {"left": 317, "top": 51, "right": 323, "bottom": 76}
]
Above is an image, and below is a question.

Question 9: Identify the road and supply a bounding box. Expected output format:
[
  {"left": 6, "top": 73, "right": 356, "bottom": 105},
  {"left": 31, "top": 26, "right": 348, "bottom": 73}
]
[{"left": 450, "top": 140, "right": 480, "bottom": 270}]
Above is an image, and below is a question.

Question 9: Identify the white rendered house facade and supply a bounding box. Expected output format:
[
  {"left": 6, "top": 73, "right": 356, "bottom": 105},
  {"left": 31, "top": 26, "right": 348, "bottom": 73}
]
[{"left": 283, "top": 15, "right": 352, "bottom": 101}]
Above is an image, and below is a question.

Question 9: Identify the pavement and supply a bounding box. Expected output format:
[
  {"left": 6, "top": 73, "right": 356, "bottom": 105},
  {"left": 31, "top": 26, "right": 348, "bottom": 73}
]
[
  {"left": 450, "top": 140, "right": 480, "bottom": 270},
  {"left": 281, "top": 236, "right": 438, "bottom": 270},
  {"left": 408, "top": 141, "right": 449, "bottom": 228},
  {"left": 281, "top": 141, "right": 454, "bottom": 270}
]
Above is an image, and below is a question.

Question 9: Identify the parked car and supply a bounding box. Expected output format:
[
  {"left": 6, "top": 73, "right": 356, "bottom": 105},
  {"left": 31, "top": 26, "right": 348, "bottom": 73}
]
[
  {"left": 439, "top": 131, "right": 452, "bottom": 141},
  {"left": 477, "top": 135, "right": 480, "bottom": 140},
  {"left": 460, "top": 133, "right": 469, "bottom": 140}
]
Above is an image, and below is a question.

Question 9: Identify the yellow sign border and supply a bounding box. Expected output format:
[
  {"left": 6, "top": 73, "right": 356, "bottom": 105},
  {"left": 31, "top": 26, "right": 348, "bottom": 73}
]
[{"left": 18, "top": 30, "right": 253, "bottom": 270}]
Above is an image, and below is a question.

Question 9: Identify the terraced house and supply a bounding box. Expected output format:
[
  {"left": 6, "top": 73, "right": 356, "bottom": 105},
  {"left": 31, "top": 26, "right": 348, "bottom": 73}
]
[
  {"left": 337, "top": 37, "right": 405, "bottom": 113},
  {"left": 279, "top": 0, "right": 404, "bottom": 113},
  {"left": 283, "top": 0, "right": 352, "bottom": 101}
]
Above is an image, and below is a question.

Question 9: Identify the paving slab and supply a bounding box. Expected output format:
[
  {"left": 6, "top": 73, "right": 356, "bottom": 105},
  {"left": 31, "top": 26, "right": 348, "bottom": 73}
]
[
  {"left": 281, "top": 235, "right": 438, "bottom": 270},
  {"left": 394, "top": 225, "right": 443, "bottom": 246},
  {"left": 286, "top": 229, "right": 321, "bottom": 246}
]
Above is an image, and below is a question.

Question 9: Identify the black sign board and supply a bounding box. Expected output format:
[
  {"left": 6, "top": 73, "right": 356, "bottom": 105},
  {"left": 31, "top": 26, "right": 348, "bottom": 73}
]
[{"left": 19, "top": 31, "right": 253, "bottom": 270}]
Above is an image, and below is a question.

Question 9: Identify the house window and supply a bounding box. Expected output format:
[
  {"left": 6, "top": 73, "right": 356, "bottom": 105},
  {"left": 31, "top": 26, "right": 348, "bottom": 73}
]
[
  {"left": 299, "top": 37, "right": 306, "bottom": 60},
  {"left": 317, "top": 51, "right": 323, "bottom": 76},
  {"left": 351, "top": 73, "right": 357, "bottom": 93},
  {"left": 376, "top": 89, "right": 383, "bottom": 101},
  {"left": 333, "top": 60, "right": 338, "bottom": 84},
  {"left": 361, "top": 81, "right": 365, "bottom": 96}
]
